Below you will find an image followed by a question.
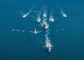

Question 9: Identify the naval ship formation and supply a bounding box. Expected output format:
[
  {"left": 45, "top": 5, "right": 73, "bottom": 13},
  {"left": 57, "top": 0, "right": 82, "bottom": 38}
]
[{"left": 11, "top": 6, "right": 67, "bottom": 53}]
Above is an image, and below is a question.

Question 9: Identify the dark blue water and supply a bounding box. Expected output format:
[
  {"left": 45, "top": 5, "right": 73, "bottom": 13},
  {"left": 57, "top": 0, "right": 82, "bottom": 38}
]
[{"left": 0, "top": 0, "right": 84, "bottom": 60}]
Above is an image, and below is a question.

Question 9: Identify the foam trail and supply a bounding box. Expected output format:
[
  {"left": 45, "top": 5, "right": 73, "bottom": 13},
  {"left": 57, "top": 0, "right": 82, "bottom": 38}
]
[
  {"left": 43, "top": 18, "right": 49, "bottom": 29},
  {"left": 36, "top": 12, "right": 41, "bottom": 23},
  {"left": 45, "top": 35, "right": 52, "bottom": 48},
  {"left": 44, "top": 29, "right": 50, "bottom": 37},
  {"left": 36, "top": 17, "right": 41, "bottom": 23}
]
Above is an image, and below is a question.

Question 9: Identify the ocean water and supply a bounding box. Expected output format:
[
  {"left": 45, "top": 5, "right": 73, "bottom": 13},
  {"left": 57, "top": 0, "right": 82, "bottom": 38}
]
[{"left": 0, "top": 0, "right": 84, "bottom": 60}]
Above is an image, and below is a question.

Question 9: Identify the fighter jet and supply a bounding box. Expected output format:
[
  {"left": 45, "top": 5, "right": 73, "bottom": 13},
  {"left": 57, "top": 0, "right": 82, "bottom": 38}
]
[{"left": 29, "top": 28, "right": 41, "bottom": 34}]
